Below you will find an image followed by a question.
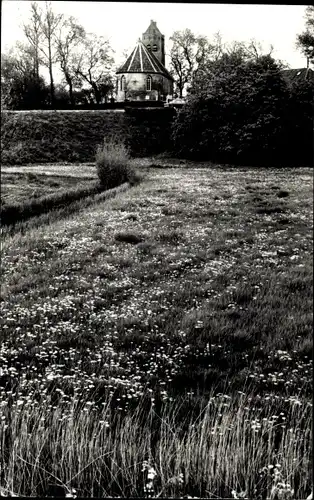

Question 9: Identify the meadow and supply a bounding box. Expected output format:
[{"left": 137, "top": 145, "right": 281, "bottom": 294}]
[{"left": 0, "top": 162, "right": 312, "bottom": 498}]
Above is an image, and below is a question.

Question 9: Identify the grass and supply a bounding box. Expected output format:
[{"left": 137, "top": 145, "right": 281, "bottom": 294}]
[
  {"left": 1, "top": 109, "right": 174, "bottom": 164},
  {"left": 1, "top": 111, "right": 128, "bottom": 165},
  {"left": 1, "top": 162, "right": 135, "bottom": 228},
  {"left": 0, "top": 163, "right": 312, "bottom": 498},
  {"left": 1, "top": 170, "right": 97, "bottom": 206}
]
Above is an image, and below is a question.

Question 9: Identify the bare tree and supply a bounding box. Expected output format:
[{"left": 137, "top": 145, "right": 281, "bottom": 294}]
[
  {"left": 55, "top": 17, "right": 86, "bottom": 105},
  {"left": 40, "top": 2, "right": 64, "bottom": 107},
  {"left": 23, "top": 2, "right": 43, "bottom": 78},
  {"left": 74, "top": 33, "right": 114, "bottom": 104},
  {"left": 169, "top": 29, "right": 216, "bottom": 97}
]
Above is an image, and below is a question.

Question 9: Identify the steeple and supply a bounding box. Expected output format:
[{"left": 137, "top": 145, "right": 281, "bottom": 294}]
[{"left": 142, "top": 20, "right": 165, "bottom": 66}]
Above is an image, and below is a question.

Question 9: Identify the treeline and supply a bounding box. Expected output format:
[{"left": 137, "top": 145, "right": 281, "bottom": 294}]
[
  {"left": 171, "top": 50, "right": 313, "bottom": 167},
  {"left": 170, "top": 7, "right": 314, "bottom": 166},
  {"left": 1, "top": 1, "right": 115, "bottom": 109}
]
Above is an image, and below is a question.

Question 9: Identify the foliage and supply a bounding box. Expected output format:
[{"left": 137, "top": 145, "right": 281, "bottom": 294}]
[
  {"left": 171, "top": 47, "right": 312, "bottom": 166},
  {"left": 169, "top": 29, "right": 221, "bottom": 97},
  {"left": 284, "top": 78, "right": 314, "bottom": 166},
  {"left": 96, "top": 139, "right": 133, "bottom": 189},
  {"left": 296, "top": 6, "right": 314, "bottom": 66},
  {"left": 0, "top": 112, "right": 20, "bottom": 154},
  {"left": 1, "top": 109, "right": 174, "bottom": 164},
  {"left": 1, "top": 49, "right": 49, "bottom": 109},
  {"left": 125, "top": 107, "right": 176, "bottom": 156}
]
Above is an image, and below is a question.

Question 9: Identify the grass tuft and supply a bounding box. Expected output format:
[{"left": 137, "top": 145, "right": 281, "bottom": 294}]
[{"left": 95, "top": 138, "right": 142, "bottom": 189}]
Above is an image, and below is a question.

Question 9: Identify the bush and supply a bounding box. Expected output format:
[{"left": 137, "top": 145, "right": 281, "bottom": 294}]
[
  {"left": 96, "top": 139, "right": 133, "bottom": 189},
  {"left": 171, "top": 52, "right": 307, "bottom": 166}
]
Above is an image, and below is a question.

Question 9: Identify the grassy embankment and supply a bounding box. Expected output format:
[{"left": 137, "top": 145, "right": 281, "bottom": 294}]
[
  {"left": 1, "top": 109, "right": 174, "bottom": 165},
  {"left": 0, "top": 164, "right": 312, "bottom": 498},
  {"left": 1, "top": 111, "right": 127, "bottom": 165}
]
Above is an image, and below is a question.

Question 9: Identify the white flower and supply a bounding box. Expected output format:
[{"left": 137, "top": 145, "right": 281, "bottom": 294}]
[{"left": 147, "top": 467, "right": 157, "bottom": 480}]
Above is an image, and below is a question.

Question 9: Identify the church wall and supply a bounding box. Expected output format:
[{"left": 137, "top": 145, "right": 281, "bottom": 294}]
[{"left": 116, "top": 73, "right": 173, "bottom": 102}]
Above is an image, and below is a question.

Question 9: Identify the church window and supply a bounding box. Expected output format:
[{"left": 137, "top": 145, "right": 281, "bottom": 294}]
[
  {"left": 152, "top": 44, "right": 158, "bottom": 51},
  {"left": 146, "top": 75, "right": 152, "bottom": 91},
  {"left": 120, "top": 75, "right": 126, "bottom": 91}
]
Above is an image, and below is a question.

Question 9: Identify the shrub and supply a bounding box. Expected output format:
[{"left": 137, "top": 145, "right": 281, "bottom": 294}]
[
  {"left": 171, "top": 51, "right": 301, "bottom": 166},
  {"left": 96, "top": 139, "right": 134, "bottom": 189}
]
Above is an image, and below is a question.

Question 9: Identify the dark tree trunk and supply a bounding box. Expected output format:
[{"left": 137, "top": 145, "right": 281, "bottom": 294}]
[
  {"left": 66, "top": 75, "right": 74, "bottom": 106},
  {"left": 92, "top": 83, "right": 101, "bottom": 105},
  {"left": 48, "top": 40, "right": 55, "bottom": 108}
]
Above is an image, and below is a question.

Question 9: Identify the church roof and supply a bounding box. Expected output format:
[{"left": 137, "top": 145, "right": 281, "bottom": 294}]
[{"left": 116, "top": 40, "right": 174, "bottom": 81}]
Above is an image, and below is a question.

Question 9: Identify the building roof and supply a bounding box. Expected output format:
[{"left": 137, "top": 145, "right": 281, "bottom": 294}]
[
  {"left": 281, "top": 67, "right": 314, "bottom": 82},
  {"left": 142, "top": 19, "right": 162, "bottom": 36},
  {"left": 116, "top": 40, "right": 174, "bottom": 81}
]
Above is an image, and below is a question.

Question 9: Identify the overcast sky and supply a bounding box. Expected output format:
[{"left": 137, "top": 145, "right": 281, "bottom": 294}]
[{"left": 1, "top": 1, "right": 308, "bottom": 75}]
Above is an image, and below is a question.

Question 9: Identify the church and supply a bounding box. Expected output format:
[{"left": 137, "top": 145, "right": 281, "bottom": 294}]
[{"left": 116, "top": 20, "right": 174, "bottom": 102}]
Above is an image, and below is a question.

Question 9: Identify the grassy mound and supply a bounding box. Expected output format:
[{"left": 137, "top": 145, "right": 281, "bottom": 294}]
[
  {"left": 1, "top": 109, "right": 176, "bottom": 165},
  {"left": 1, "top": 111, "right": 128, "bottom": 165}
]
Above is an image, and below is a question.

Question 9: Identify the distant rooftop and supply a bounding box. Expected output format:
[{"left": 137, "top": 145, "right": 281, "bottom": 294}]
[{"left": 281, "top": 67, "right": 314, "bottom": 82}]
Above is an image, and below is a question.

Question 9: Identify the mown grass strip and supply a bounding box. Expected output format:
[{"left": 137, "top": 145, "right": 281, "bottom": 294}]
[
  {"left": 1, "top": 182, "right": 102, "bottom": 226},
  {"left": 1, "top": 181, "right": 131, "bottom": 235}
]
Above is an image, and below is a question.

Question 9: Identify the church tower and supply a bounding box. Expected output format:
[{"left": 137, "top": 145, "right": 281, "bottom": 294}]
[{"left": 142, "top": 20, "right": 165, "bottom": 66}]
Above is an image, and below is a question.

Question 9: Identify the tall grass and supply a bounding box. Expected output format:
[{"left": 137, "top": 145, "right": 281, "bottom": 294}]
[
  {"left": 0, "top": 391, "right": 311, "bottom": 498},
  {"left": 96, "top": 139, "right": 139, "bottom": 189}
]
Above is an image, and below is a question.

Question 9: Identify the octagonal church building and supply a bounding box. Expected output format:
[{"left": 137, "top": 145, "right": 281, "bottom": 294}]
[{"left": 116, "top": 20, "right": 174, "bottom": 102}]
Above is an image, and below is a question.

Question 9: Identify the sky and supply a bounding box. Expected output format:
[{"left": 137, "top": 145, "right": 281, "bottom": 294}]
[{"left": 1, "top": 1, "right": 309, "bottom": 81}]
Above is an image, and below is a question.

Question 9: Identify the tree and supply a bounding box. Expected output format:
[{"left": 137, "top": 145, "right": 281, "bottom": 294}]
[
  {"left": 55, "top": 17, "right": 86, "bottom": 105},
  {"left": 172, "top": 47, "right": 290, "bottom": 165},
  {"left": 297, "top": 6, "right": 314, "bottom": 67},
  {"left": 23, "top": 1, "right": 64, "bottom": 107},
  {"left": 39, "top": 2, "right": 64, "bottom": 107},
  {"left": 169, "top": 29, "right": 217, "bottom": 97},
  {"left": 1, "top": 49, "right": 48, "bottom": 109},
  {"left": 73, "top": 33, "right": 114, "bottom": 104},
  {"left": 22, "top": 2, "right": 43, "bottom": 78}
]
